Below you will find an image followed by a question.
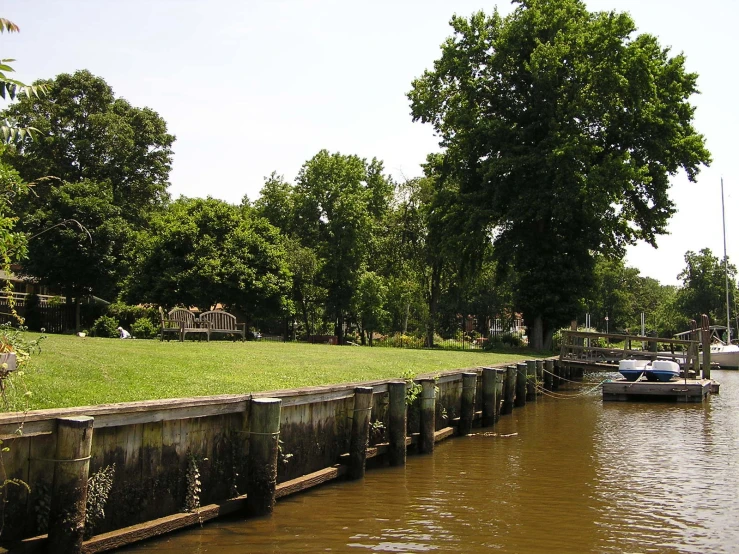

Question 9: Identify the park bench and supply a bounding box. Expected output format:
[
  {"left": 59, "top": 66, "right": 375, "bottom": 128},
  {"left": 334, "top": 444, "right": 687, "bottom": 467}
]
[
  {"left": 199, "top": 310, "right": 245, "bottom": 341},
  {"left": 159, "top": 307, "right": 210, "bottom": 342}
]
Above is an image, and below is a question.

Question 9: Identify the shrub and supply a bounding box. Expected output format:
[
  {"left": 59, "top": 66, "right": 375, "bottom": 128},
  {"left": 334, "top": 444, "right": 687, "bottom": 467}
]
[
  {"left": 91, "top": 316, "right": 119, "bottom": 338},
  {"left": 131, "top": 317, "right": 157, "bottom": 339},
  {"left": 106, "top": 302, "right": 158, "bottom": 328}
]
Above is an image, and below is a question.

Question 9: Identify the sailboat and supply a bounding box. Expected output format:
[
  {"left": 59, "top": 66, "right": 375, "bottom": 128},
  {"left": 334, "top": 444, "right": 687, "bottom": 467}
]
[
  {"left": 674, "top": 179, "right": 739, "bottom": 369},
  {"left": 706, "top": 178, "right": 739, "bottom": 368}
]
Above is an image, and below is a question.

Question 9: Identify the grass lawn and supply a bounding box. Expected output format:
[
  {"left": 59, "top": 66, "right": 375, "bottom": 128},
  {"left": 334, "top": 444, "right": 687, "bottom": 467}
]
[{"left": 3, "top": 333, "right": 543, "bottom": 412}]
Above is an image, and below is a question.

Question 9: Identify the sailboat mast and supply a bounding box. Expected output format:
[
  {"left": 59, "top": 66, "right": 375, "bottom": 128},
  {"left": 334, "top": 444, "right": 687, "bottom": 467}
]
[{"left": 722, "top": 177, "right": 731, "bottom": 342}]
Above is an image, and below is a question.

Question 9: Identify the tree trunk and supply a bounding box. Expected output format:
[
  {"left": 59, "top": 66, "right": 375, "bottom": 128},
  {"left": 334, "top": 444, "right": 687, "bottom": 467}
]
[
  {"left": 426, "top": 263, "right": 441, "bottom": 348},
  {"left": 403, "top": 302, "right": 410, "bottom": 334},
  {"left": 337, "top": 312, "right": 344, "bottom": 345},
  {"left": 368, "top": 328, "right": 373, "bottom": 347},
  {"left": 543, "top": 327, "right": 554, "bottom": 351},
  {"left": 530, "top": 314, "right": 544, "bottom": 350},
  {"left": 75, "top": 296, "right": 81, "bottom": 332}
]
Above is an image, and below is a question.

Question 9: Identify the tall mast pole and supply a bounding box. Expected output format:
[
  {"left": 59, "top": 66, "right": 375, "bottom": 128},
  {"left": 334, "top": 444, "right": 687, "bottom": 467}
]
[{"left": 722, "top": 178, "right": 731, "bottom": 342}]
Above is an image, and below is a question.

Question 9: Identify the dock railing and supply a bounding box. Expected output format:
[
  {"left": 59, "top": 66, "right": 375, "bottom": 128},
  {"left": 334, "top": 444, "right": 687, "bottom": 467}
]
[{"left": 559, "top": 330, "right": 700, "bottom": 373}]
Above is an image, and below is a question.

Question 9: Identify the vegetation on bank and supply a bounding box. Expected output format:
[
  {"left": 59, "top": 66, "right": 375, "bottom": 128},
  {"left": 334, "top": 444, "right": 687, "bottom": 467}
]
[{"left": 1, "top": 333, "right": 540, "bottom": 412}]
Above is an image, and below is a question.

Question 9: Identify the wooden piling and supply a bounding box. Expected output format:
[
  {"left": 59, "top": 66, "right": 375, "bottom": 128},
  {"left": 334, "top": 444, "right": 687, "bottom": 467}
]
[
  {"left": 418, "top": 379, "right": 436, "bottom": 454},
  {"left": 388, "top": 380, "right": 407, "bottom": 466},
  {"left": 526, "top": 360, "right": 537, "bottom": 401},
  {"left": 494, "top": 369, "right": 504, "bottom": 422},
  {"left": 535, "top": 360, "right": 544, "bottom": 395},
  {"left": 515, "top": 362, "right": 527, "bottom": 407},
  {"left": 246, "top": 398, "right": 281, "bottom": 516},
  {"left": 501, "top": 365, "right": 516, "bottom": 415},
  {"left": 481, "top": 368, "right": 496, "bottom": 426},
  {"left": 544, "top": 360, "right": 554, "bottom": 390},
  {"left": 701, "top": 328, "right": 711, "bottom": 380},
  {"left": 48, "top": 416, "right": 94, "bottom": 554},
  {"left": 348, "top": 387, "right": 373, "bottom": 479},
  {"left": 553, "top": 359, "right": 561, "bottom": 390},
  {"left": 459, "top": 372, "right": 477, "bottom": 436}
]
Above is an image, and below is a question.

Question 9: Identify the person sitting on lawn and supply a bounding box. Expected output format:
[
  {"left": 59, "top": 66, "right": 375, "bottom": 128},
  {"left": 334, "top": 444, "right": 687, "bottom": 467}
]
[{"left": 117, "top": 326, "right": 131, "bottom": 339}]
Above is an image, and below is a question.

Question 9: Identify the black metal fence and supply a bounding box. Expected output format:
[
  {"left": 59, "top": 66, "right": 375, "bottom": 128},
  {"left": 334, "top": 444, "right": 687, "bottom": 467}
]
[{"left": 0, "top": 294, "right": 102, "bottom": 333}]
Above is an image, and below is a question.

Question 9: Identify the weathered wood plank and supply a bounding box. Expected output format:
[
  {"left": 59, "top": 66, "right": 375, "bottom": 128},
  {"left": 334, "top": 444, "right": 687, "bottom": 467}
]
[{"left": 275, "top": 465, "right": 347, "bottom": 498}]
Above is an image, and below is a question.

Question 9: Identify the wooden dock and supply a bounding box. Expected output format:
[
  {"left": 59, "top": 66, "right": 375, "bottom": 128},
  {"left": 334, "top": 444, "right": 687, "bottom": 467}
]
[{"left": 602, "top": 379, "right": 719, "bottom": 403}]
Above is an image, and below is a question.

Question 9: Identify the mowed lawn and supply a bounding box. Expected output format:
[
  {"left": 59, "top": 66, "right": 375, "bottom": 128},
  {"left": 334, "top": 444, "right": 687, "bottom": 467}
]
[{"left": 5, "top": 333, "right": 541, "bottom": 412}]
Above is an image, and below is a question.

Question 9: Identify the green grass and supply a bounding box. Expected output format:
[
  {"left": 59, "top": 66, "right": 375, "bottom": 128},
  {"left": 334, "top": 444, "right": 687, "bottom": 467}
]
[{"left": 3, "top": 333, "right": 542, "bottom": 412}]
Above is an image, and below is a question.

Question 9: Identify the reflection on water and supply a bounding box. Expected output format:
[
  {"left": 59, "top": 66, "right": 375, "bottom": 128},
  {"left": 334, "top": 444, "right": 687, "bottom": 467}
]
[{"left": 122, "top": 371, "right": 739, "bottom": 554}]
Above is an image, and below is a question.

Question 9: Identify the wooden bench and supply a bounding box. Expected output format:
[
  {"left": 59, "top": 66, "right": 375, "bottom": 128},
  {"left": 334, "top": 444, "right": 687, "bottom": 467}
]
[
  {"left": 199, "top": 310, "right": 245, "bottom": 341},
  {"left": 158, "top": 307, "right": 182, "bottom": 342},
  {"left": 161, "top": 307, "right": 210, "bottom": 342}
]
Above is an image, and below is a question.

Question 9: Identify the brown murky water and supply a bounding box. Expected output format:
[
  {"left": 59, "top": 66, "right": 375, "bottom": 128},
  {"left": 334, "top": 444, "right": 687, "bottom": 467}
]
[{"left": 122, "top": 371, "right": 739, "bottom": 553}]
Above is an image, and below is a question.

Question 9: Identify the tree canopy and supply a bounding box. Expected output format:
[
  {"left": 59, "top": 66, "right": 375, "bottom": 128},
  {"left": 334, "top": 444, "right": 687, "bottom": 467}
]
[
  {"left": 676, "top": 248, "right": 737, "bottom": 327},
  {"left": 125, "top": 197, "right": 291, "bottom": 321},
  {"left": 1, "top": 70, "right": 175, "bottom": 224},
  {"left": 408, "top": 0, "right": 711, "bottom": 348}
]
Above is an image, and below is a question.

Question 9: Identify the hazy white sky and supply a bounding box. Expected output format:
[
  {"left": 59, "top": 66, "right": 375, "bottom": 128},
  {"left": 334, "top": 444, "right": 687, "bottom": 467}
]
[{"left": 2, "top": 0, "right": 736, "bottom": 287}]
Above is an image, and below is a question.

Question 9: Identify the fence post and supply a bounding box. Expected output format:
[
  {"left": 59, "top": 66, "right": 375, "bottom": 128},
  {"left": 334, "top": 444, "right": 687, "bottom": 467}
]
[
  {"left": 48, "top": 416, "right": 94, "bottom": 554},
  {"left": 388, "top": 380, "right": 407, "bottom": 466},
  {"left": 459, "top": 372, "right": 477, "bottom": 436},
  {"left": 481, "top": 368, "right": 496, "bottom": 426},
  {"left": 348, "top": 387, "right": 373, "bottom": 479},
  {"left": 418, "top": 379, "right": 436, "bottom": 454},
  {"left": 246, "top": 398, "right": 281, "bottom": 516}
]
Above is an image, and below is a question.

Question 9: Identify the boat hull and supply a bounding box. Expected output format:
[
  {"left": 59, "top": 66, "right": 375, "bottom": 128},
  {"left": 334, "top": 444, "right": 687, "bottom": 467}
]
[
  {"left": 645, "top": 370, "right": 679, "bottom": 382},
  {"left": 645, "top": 360, "right": 680, "bottom": 382},
  {"left": 708, "top": 349, "right": 739, "bottom": 369},
  {"left": 618, "top": 369, "right": 645, "bottom": 382}
]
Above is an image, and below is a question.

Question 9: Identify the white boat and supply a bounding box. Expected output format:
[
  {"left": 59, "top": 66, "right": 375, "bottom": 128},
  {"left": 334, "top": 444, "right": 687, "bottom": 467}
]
[
  {"left": 645, "top": 360, "right": 680, "bottom": 382},
  {"left": 709, "top": 340, "right": 739, "bottom": 369}
]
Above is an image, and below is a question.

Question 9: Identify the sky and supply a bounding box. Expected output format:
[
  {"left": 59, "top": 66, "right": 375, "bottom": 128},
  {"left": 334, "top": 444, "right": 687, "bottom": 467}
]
[{"left": 2, "top": 0, "right": 737, "bottom": 287}]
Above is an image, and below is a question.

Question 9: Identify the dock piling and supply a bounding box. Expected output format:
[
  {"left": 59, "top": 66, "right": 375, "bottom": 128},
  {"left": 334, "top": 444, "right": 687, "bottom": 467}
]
[
  {"left": 388, "top": 380, "right": 407, "bottom": 466},
  {"left": 48, "top": 416, "right": 94, "bottom": 554},
  {"left": 246, "top": 398, "right": 281, "bottom": 516}
]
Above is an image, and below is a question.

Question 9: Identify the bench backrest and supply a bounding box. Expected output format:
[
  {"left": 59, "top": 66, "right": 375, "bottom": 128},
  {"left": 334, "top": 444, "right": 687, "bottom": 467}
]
[
  {"left": 168, "top": 308, "right": 197, "bottom": 327},
  {"left": 200, "top": 310, "right": 236, "bottom": 330}
]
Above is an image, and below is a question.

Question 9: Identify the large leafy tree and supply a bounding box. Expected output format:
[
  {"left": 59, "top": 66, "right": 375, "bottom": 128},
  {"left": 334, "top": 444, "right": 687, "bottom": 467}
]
[
  {"left": 21, "top": 179, "right": 131, "bottom": 328},
  {"left": 408, "top": 0, "right": 711, "bottom": 348},
  {"left": 676, "top": 248, "right": 737, "bottom": 327},
  {"left": 126, "top": 197, "right": 291, "bottom": 323},
  {"left": 292, "top": 150, "right": 393, "bottom": 344},
  {"left": 2, "top": 70, "right": 174, "bottom": 224}
]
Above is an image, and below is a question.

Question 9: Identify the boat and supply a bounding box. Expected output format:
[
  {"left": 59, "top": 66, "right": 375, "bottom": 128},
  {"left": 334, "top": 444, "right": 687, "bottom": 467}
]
[
  {"left": 708, "top": 329, "right": 739, "bottom": 369},
  {"left": 618, "top": 359, "right": 649, "bottom": 381},
  {"left": 645, "top": 360, "right": 680, "bottom": 382}
]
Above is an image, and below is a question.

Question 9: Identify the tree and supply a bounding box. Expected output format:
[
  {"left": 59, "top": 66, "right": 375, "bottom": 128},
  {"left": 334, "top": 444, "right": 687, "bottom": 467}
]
[
  {"left": 676, "top": 248, "right": 737, "bottom": 326},
  {"left": 353, "top": 271, "right": 389, "bottom": 346},
  {"left": 408, "top": 0, "right": 711, "bottom": 349},
  {"left": 126, "top": 197, "right": 291, "bottom": 324},
  {"left": 21, "top": 179, "right": 131, "bottom": 328},
  {"left": 0, "top": 17, "right": 46, "bottom": 323},
  {"left": 292, "top": 150, "right": 393, "bottom": 344},
  {"left": 2, "top": 70, "right": 174, "bottom": 224},
  {"left": 254, "top": 172, "right": 295, "bottom": 235}
]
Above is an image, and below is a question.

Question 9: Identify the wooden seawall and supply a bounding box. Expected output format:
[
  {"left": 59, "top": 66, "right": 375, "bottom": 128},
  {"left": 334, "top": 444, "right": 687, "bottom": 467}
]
[{"left": 0, "top": 359, "right": 567, "bottom": 553}]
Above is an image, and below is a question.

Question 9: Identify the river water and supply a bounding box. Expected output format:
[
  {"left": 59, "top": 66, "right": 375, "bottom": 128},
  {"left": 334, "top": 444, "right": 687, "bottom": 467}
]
[{"left": 122, "top": 371, "right": 739, "bottom": 553}]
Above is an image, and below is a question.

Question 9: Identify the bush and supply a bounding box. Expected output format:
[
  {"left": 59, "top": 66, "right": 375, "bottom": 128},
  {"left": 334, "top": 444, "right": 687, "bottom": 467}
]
[
  {"left": 106, "top": 302, "right": 158, "bottom": 329},
  {"left": 483, "top": 332, "right": 524, "bottom": 350},
  {"left": 131, "top": 317, "right": 157, "bottom": 339},
  {"left": 91, "top": 316, "right": 119, "bottom": 338}
]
